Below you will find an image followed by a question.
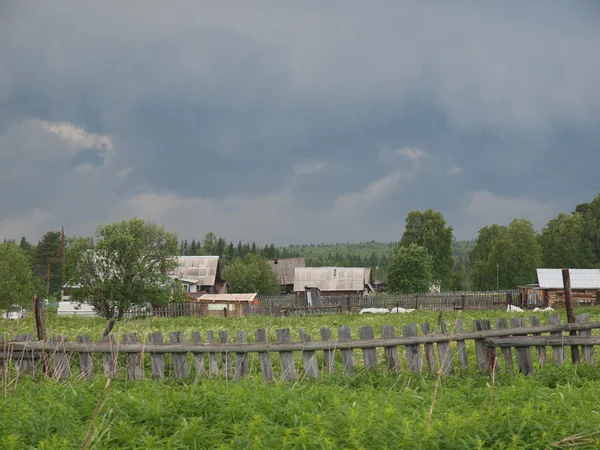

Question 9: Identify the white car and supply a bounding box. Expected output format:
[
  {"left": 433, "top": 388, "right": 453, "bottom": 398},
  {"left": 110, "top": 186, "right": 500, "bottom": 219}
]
[{"left": 2, "top": 305, "right": 26, "bottom": 320}]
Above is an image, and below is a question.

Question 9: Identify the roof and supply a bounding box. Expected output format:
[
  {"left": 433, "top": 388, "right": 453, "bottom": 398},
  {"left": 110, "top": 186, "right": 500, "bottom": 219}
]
[
  {"left": 536, "top": 269, "right": 600, "bottom": 289},
  {"left": 171, "top": 256, "right": 219, "bottom": 286},
  {"left": 293, "top": 267, "right": 368, "bottom": 292},
  {"left": 268, "top": 258, "right": 306, "bottom": 285},
  {"left": 198, "top": 293, "right": 257, "bottom": 303}
]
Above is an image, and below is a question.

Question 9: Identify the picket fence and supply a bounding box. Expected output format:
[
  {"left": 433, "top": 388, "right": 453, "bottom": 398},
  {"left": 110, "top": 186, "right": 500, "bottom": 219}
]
[{"left": 1, "top": 313, "right": 598, "bottom": 382}]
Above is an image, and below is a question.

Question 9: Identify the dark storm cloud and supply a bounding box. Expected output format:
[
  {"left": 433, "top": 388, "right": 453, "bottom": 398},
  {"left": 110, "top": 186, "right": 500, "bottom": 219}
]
[{"left": 0, "top": 1, "right": 599, "bottom": 243}]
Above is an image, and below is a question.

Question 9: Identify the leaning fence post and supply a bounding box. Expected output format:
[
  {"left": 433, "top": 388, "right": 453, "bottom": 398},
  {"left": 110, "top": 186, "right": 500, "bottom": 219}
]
[
  {"left": 76, "top": 335, "right": 94, "bottom": 380},
  {"left": 338, "top": 326, "right": 355, "bottom": 375},
  {"left": 235, "top": 330, "right": 249, "bottom": 380},
  {"left": 255, "top": 328, "right": 273, "bottom": 382},
  {"left": 320, "top": 327, "right": 335, "bottom": 375},
  {"left": 123, "top": 332, "right": 143, "bottom": 380},
  {"left": 51, "top": 335, "right": 72, "bottom": 380},
  {"left": 576, "top": 314, "right": 594, "bottom": 364},
  {"left": 277, "top": 328, "right": 296, "bottom": 381},
  {"left": 381, "top": 325, "right": 400, "bottom": 373},
  {"left": 510, "top": 317, "right": 533, "bottom": 375},
  {"left": 218, "top": 330, "right": 233, "bottom": 380},
  {"left": 299, "top": 328, "right": 319, "bottom": 379},
  {"left": 170, "top": 331, "right": 190, "bottom": 380},
  {"left": 403, "top": 323, "right": 423, "bottom": 374}
]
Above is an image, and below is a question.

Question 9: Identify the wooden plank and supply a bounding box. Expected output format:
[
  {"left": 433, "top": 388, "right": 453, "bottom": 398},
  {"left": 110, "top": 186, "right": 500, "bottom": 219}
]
[
  {"left": 320, "top": 327, "right": 335, "bottom": 375},
  {"left": 235, "top": 330, "right": 249, "bottom": 380},
  {"left": 148, "top": 332, "right": 165, "bottom": 379},
  {"left": 218, "top": 330, "right": 233, "bottom": 380},
  {"left": 576, "top": 313, "right": 594, "bottom": 364},
  {"left": 547, "top": 314, "right": 565, "bottom": 363},
  {"left": 51, "top": 335, "right": 72, "bottom": 380},
  {"left": 403, "top": 323, "right": 423, "bottom": 374},
  {"left": 473, "top": 320, "right": 491, "bottom": 372},
  {"left": 276, "top": 328, "right": 296, "bottom": 381},
  {"left": 0, "top": 335, "right": 5, "bottom": 373},
  {"left": 454, "top": 320, "right": 468, "bottom": 369},
  {"left": 123, "top": 333, "right": 143, "bottom": 380},
  {"left": 15, "top": 334, "right": 35, "bottom": 375},
  {"left": 562, "top": 269, "right": 579, "bottom": 364},
  {"left": 381, "top": 325, "right": 400, "bottom": 373},
  {"left": 495, "top": 318, "right": 513, "bottom": 373},
  {"left": 421, "top": 323, "right": 437, "bottom": 374},
  {"left": 529, "top": 316, "right": 547, "bottom": 369},
  {"left": 338, "top": 326, "right": 355, "bottom": 374},
  {"left": 359, "top": 326, "right": 378, "bottom": 370},
  {"left": 255, "top": 328, "right": 273, "bottom": 382},
  {"left": 436, "top": 321, "right": 454, "bottom": 375},
  {"left": 488, "top": 336, "right": 600, "bottom": 346},
  {"left": 299, "top": 329, "right": 319, "bottom": 379},
  {"left": 101, "top": 334, "right": 118, "bottom": 377},
  {"left": 206, "top": 331, "right": 219, "bottom": 376},
  {"left": 76, "top": 335, "right": 94, "bottom": 380},
  {"left": 170, "top": 331, "right": 190, "bottom": 379},
  {"left": 510, "top": 317, "right": 533, "bottom": 375},
  {"left": 191, "top": 332, "right": 206, "bottom": 378}
]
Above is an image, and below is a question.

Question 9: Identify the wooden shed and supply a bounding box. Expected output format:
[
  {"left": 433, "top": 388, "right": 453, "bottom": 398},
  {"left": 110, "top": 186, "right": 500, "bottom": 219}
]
[
  {"left": 293, "top": 267, "right": 374, "bottom": 301},
  {"left": 197, "top": 293, "right": 258, "bottom": 317},
  {"left": 171, "top": 256, "right": 227, "bottom": 295},
  {"left": 268, "top": 258, "right": 306, "bottom": 293},
  {"left": 520, "top": 269, "right": 600, "bottom": 307}
]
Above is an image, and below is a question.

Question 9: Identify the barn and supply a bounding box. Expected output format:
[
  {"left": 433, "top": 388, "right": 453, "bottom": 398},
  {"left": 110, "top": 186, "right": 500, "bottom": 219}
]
[
  {"left": 293, "top": 267, "right": 374, "bottom": 301},
  {"left": 268, "top": 258, "right": 306, "bottom": 293},
  {"left": 521, "top": 268, "right": 600, "bottom": 307},
  {"left": 170, "top": 256, "right": 227, "bottom": 298}
]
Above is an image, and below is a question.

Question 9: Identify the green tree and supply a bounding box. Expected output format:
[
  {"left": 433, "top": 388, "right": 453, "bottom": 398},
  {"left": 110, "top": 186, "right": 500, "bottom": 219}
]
[
  {"left": 70, "top": 218, "right": 181, "bottom": 320},
  {"left": 469, "top": 224, "right": 503, "bottom": 290},
  {"left": 35, "top": 231, "right": 63, "bottom": 296},
  {"left": 539, "top": 212, "right": 593, "bottom": 268},
  {"left": 387, "top": 244, "right": 433, "bottom": 294},
  {"left": 575, "top": 194, "right": 600, "bottom": 266},
  {"left": 0, "top": 242, "right": 35, "bottom": 314},
  {"left": 203, "top": 232, "right": 216, "bottom": 255},
  {"left": 221, "top": 254, "right": 281, "bottom": 295},
  {"left": 399, "top": 209, "right": 454, "bottom": 289}
]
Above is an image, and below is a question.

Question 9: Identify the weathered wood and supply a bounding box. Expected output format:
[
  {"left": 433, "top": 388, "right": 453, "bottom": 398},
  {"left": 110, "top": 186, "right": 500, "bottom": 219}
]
[
  {"left": 510, "top": 317, "right": 533, "bottom": 375},
  {"left": 529, "top": 316, "right": 547, "bottom": 368},
  {"left": 191, "top": 332, "right": 206, "bottom": 378},
  {"left": 562, "top": 269, "right": 579, "bottom": 364},
  {"left": 15, "top": 334, "right": 35, "bottom": 374},
  {"left": 0, "top": 335, "right": 5, "bottom": 373},
  {"left": 338, "top": 326, "right": 355, "bottom": 374},
  {"left": 235, "top": 330, "right": 249, "bottom": 380},
  {"left": 436, "top": 321, "right": 454, "bottom": 375},
  {"left": 123, "top": 333, "right": 143, "bottom": 380},
  {"left": 34, "top": 294, "right": 46, "bottom": 341},
  {"left": 255, "top": 328, "right": 273, "bottom": 382},
  {"left": 320, "top": 327, "right": 335, "bottom": 375},
  {"left": 547, "top": 314, "right": 565, "bottom": 363},
  {"left": 100, "top": 334, "right": 118, "bottom": 377},
  {"left": 76, "top": 335, "right": 94, "bottom": 380},
  {"left": 454, "top": 319, "right": 468, "bottom": 369},
  {"left": 488, "top": 336, "right": 600, "bottom": 346},
  {"left": 359, "top": 326, "right": 378, "bottom": 370},
  {"left": 51, "top": 335, "right": 71, "bottom": 379},
  {"left": 381, "top": 325, "right": 400, "bottom": 373},
  {"left": 495, "top": 318, "right": 513, "bottom": 372},
  {"left": 148, "top": 332, "right": 165, "bottom": 379},
  {"left": 576, "top": 314, "right": 594, "bottom": 364},
  {"left": 206, "top": 331, "right": 219, "bottom": 377},
  {"left": 473, "top": 321, "right": 491, "bottom": 372},
  {"left": 299, "top": 329, "right": 319, "bottom": 379},
  {"left": 218, "top": 330, "right": 233, "bottom": 380},
  {"left": 421, "top": 323, "right": 437, "bottom": 374},
  {"left": 403, "top": 323, "right": 423, "bottom": 374},
  {"left": 277, "top": 328, "right": 296, "bottom": 381},
  {"left": 170, "top": 331, "right": 190, "bottom": 379}
]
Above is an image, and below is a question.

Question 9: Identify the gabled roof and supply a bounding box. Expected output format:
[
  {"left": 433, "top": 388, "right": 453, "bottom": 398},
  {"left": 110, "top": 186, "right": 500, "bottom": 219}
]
[
  {"left": 171, "top": 256, "right": 219, "bottom": 286},
  {"left": 268, "top": 258, "right": 306, "bottom": 285},
  {"left": 293, "top": 267, "right": 368, "bottom": 292},
  {"left": 199, "top": 293, "right": 257, "bottom": 303},
  {"left": 536, "top": 269, "right": 600, "bottom": 289}
]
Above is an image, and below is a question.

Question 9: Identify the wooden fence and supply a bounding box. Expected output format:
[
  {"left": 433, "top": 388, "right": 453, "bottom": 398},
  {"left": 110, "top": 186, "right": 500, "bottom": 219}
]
[{"left": 1, "top": 313, "right": 597, "bottom": 382}]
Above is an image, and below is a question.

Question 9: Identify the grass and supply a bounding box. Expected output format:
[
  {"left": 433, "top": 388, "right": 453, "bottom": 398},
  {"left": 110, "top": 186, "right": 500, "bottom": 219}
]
[{"left": 2, "top": 308, "right": 600, "bottom": 449}]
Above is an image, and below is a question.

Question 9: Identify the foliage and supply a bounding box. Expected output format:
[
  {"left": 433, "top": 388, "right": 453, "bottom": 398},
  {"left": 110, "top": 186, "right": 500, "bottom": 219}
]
[
  {"left": 399, "top": 209, "right": 454, "bottom": 290},
  {"left": 470, "top": 219, "right": 541, "bottom": 290},
  {"left": 221, "top": 254, "right": 281, "bottom": 295},
  {"left": 539, "top": 212, "right": 594, "bottom": 268},
  {"left": 0, "top": 242, "right": 35, "bottom": 313},
  {"left": 387, "top": 244, "right": 433, "bottom": 294},
  {"left": 34, "top": 231, "right": 63, "bottom": 296},
  {"left": 575, "top": 193, "right": 600, "bottom": 266},
  {"left": 69, "top": 218, "right": 180, "bottom": 319}
]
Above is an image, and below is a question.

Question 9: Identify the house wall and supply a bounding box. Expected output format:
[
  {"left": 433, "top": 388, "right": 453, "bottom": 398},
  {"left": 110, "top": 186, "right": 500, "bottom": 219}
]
[{"left": 545, "top": 289, "right": 599, "bottom": 307}]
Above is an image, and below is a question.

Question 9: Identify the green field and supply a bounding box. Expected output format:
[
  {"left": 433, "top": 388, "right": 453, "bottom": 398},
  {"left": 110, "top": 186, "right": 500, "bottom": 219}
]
[{"left": 2, "top": 309, "right": 600, "bottom": 449}]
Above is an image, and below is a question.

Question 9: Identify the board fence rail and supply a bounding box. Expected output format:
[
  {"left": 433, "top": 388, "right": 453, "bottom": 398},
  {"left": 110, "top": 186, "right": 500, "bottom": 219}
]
[{"left": 1, "top": 313, "right": 597, "bottom": 382}]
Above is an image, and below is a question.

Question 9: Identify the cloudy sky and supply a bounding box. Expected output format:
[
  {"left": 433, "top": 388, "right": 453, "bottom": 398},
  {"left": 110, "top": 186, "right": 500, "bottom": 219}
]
[{"left": 1, "top": 1, "right": 599, "bottom": 245}]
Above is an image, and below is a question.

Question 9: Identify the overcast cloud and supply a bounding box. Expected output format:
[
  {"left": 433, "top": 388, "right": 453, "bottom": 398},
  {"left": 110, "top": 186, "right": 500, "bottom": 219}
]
[{"left": 1, "top": 1, "right": 599, "bottom": 245}]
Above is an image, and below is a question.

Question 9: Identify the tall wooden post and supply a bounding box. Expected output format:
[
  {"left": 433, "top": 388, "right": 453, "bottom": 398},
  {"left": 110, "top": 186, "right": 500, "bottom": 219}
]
[
  {"left": 61, "top": 226, "right": 66, "bottom": 297},
  {"left": 34, "top": 294, "right": 46, "bottom": 341},
  {"left": 562, "top": 269, "right": 579, "bottom": 363}
]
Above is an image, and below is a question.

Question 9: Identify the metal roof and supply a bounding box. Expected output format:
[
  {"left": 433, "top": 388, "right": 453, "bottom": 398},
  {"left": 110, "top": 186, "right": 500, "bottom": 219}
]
[
  {"left": 293, "top": 267, "right": 367, "bottom": 292},
  {"left": 198, "top": 293, "right": 257, "bottom": 303},
  {"left": 537, "top": 269, "right": 600, "bottom": 289},
  {"left": 268, "top": 258, "right": 306, "bottom": 285},
  {"left": 171, "top": 256, "right": 219, "bottom": 286}
]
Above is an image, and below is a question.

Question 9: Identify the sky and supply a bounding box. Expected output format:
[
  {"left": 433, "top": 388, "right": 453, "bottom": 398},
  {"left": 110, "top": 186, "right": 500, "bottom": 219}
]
[{"left": 1, "top": 1, "right": 599, "bottom": 246}]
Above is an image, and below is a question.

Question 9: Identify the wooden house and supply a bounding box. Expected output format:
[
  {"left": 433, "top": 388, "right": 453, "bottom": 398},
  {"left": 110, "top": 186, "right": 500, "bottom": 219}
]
[
  {"left": 268, "top": 258, "right": 306, "bottom": 293},
  {"left": 170, "top": 256, "right": 227, "bottom": 299},
  {"left": 520, "top": 269, "right": 600, "bottom": 307},
  {"left": 293, "top": 267, "right": 374, "bottom": 302},
  {"left": 197, "top": 293, "right": 258, "bottom": 317}
]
